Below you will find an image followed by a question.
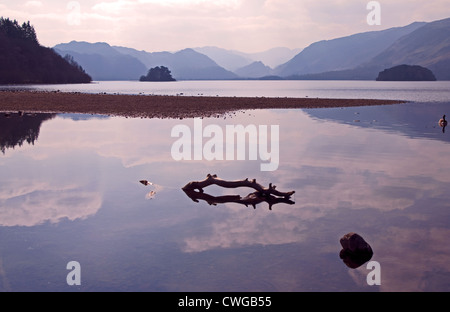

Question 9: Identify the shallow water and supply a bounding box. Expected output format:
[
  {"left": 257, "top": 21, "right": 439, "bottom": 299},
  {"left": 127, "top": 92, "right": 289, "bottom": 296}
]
[{"left": 1, "top": 100, "right": 449, "bottom": 292}]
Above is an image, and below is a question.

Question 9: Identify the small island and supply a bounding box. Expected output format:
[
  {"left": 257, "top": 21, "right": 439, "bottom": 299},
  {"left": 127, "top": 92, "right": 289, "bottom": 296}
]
[
  {"left": 139, "top": 66, "right": 176, "bottom": 82},
  {"left": 376, "top": 64, "right": 437, "bottom": 81}
]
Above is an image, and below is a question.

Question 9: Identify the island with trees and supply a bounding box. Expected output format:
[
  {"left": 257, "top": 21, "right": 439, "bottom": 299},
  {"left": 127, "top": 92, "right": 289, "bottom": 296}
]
[
  {"left": 376, "top": 64, "right": 437, "bottom": 81},
  {"left": 139, "top": 66, "right": 176, "bottom": 81}
]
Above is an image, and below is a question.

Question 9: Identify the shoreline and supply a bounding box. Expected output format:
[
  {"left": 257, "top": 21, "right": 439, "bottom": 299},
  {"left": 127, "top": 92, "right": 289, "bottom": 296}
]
[{"left": 0, "top": 90, "right": 407, "bottom": 119}]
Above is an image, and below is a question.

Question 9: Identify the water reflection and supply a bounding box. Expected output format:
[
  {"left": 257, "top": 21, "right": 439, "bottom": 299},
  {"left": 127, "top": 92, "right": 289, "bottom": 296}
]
[
  {"left": 0, "top": 104, "right": 449, "bottom": 292},
  {"left": 339, "top": 232, "right": 374, "bottom": 269},
  {"left": 0, "top": 112, "right": 55, "bottom": 154},
  {"left": 181, "top": 174, "right": 295, "bottom": 210},
  {"left": 304, "top": 101, "right": 450, "bottom": 143}
]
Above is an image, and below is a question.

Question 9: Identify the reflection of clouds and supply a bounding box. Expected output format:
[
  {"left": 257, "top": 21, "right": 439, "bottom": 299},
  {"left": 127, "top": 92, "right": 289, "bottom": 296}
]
[
  {"left": 2, "top": 109, "right": 448, "bottom": 290},
  {"left": 180, "top": 110, "right": 450, "bottom": 259},
  {"left": 183, "top": 207, "right": 309, "bottom": 252},
  {"left": 372, "top": 227, "right": 450, "bottom": 291},
  {"left": 0, "top": 180, "right": 102, "bottom": 226},
  {"left": 18, "top": 117, "right": 177, "bottom": 168}
]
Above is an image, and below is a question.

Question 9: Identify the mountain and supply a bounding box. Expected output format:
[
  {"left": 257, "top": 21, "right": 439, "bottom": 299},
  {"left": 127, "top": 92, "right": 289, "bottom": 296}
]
[
  {"left": 193, "top": 46, "right": 301, "bottom": 72},
  {"left": 192, "top": 46, "right": 254, "bottom": 71},
  {"left": 114, "top": 45, "right": 238, "bottom": 80},
  {"left": 0, "top": 18, "right": 91, "bottom": 84},
  {"left": 159, "top": 48, "right": 238, "bottom": 80},
  {"left": 240, "top": 47, "right": 303, "bottom": 69},
  {"left": 234, "top": 61, "right": 273, "bottom": 78},
  {"left": 285, "top": 17, "right": 450, "bottom": 81},
  {"left": 47, "top": 16, "right": 450, "bottom": 81},
  {"left": 274, "top": 21, "right": 426, "bottom": 77},
  {"left": 55, "top": 42, "right": 238, "bottom": 80},
  {"left": 365, "top": 17, "right": 450, "bottom": 80},
  {"left": 54, "top": 41, "right": 147, "bottom": 81}
]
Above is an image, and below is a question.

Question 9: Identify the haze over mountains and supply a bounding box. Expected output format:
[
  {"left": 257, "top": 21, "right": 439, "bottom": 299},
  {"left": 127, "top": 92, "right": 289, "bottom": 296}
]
[
  {"left": 53, "top": 17, "right": 450, "bottom": 81},
  {"left": 192, "top": 46, "right": 302, "bottom": 71}
]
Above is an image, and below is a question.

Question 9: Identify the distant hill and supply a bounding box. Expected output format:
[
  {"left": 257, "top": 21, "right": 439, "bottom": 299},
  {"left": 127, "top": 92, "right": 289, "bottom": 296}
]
[
  {"left": 55, "top": 41, "right": 238, "bottom": 80},
  {"left": 234, "top": 61, "right": 273, "bottom": 78},
  {"left": 274, "top": 21, "right": 426, "bottom": 78},
  {"left": 54, "top": 41, "right": 147, "bottom": 81},
  {"left": 366, "top": 17, "right": 450, "bottom": 80},
  {"left": 239, "top": 47, "right": 303, "bottom": 69},
  {"left": 193, "top": 46, "right": 301, "bottom": 72},
  {"left": 193, "top": 46, "right": 254, "bottom": 71},
  {"left": 279, "top": 17, "right": 450, "bottom": 81},
  {"left": 47, "top": 16, "right": 450, "bottom": 81},
  {"left": 0, "top": 18, "right": 91, "bottom": 84},
  {"left": 160, "top": 48, "right": 238, "bottom": 80},
  {"left": 114, "top": 46, "right": 238, "bottom": 80}
]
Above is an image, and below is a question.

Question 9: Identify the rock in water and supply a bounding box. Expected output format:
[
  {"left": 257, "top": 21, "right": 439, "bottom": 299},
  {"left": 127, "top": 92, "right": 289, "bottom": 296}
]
[{"left": 339, "top": 232, "right": 373, "bottom": 269}]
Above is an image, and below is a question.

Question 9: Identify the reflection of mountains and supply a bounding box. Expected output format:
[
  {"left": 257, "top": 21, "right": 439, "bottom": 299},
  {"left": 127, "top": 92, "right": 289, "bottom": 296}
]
[
  {"left": 0, "top": 112, "right": 56, "bottom": 153},
  {"left": 57, "top": 113, "right": 110, "bottom": 121},
  {"left": 305, "top": 102, "right": 450, "bottom": 143}
]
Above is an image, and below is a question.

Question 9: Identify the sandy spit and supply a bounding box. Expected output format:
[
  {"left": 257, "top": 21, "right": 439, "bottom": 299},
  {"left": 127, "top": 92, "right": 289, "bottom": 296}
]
[{"left": 0, "top": 90, "right": 406, "bottom": 119}]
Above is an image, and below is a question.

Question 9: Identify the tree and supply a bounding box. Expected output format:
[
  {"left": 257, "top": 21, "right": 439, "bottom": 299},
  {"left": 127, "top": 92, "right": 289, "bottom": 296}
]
[
  {"left": 0, "top": 16, "right": 92, "bottom": 84},
  {"left": 0, "top": 17, "right": 38, "bottom": 43},
  {"left": 140, "top": 66, "right": 176, "bottom": 81}
]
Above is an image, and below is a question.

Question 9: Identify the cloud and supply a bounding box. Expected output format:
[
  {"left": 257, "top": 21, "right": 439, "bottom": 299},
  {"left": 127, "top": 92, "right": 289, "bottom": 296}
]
[
  {"left": 2, "top": 0, "right": 449, "bottom": 52},
  {"left": 24, "top": 1, "right": 43, "bottom": 8}
]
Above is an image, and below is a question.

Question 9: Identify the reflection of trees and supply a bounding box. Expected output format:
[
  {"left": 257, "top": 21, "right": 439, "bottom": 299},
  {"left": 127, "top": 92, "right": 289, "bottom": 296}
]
[
  {"left": 0, "top": 112, "right": 55, "bottom": 153},
  {"left": 182, "top": 174, "right": 295, "bottom": 210}
]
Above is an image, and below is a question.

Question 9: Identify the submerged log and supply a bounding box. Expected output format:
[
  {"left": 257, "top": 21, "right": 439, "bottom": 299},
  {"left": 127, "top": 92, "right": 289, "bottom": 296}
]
[{"left": 182, "top": 174, "right": 295, "bottom": 210}]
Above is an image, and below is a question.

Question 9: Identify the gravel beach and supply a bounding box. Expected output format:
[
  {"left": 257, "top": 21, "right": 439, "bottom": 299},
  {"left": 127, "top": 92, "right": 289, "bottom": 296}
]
[{"left": 0, "top": 90, "right": 406, "bottom": 119}]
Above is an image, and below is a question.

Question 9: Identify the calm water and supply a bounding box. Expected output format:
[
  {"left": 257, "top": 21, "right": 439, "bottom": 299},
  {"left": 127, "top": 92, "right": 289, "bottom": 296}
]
[
  {"left": 3, "top": 80, "right": 450, "bottom": 102},
  {"left": 1, "top": 81, "right": 450, "bottom": 292}
]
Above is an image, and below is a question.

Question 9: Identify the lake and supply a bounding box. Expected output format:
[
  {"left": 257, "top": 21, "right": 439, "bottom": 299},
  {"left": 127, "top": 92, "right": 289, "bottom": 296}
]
[
  {"left": 0, "top": 80, "right": 450, "bottom": 292},
  {"left": 3, "top": 79, "right": 450, "bottom": 102}
]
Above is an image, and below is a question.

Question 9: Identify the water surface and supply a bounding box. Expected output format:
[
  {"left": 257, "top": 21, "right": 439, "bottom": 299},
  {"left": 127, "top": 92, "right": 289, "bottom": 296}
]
[
  {"left": 1, "top": 100, "right": 449, "bottom": 292},
  {"left": 3, "top": 80, "right": 450, "bottom": 102}
]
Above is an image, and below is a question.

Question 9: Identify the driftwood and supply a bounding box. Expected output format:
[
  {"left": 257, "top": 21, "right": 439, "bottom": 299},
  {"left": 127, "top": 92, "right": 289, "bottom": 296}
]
[{"left": 182, "top": 174, "right": 295, "bottom": 210}]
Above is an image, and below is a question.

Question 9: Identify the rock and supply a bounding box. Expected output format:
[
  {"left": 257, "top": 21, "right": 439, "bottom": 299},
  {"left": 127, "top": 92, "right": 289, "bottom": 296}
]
[
  {"left": 376, "top": 64, "right": 437, "bottom": 81},
  {"left": 339, "top": 232, "right": 373, "bottom": 269}
]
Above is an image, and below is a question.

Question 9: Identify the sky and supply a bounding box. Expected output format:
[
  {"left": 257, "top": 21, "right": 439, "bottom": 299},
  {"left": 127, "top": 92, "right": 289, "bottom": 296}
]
[{"left": 1, "top": 0, "right": 449, "bottom": 53}]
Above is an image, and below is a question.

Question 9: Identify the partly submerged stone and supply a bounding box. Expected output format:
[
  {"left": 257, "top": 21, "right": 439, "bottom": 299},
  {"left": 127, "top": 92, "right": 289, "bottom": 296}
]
[{"left": 339, "top": 232, "right": 373, "bottom": 269}]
